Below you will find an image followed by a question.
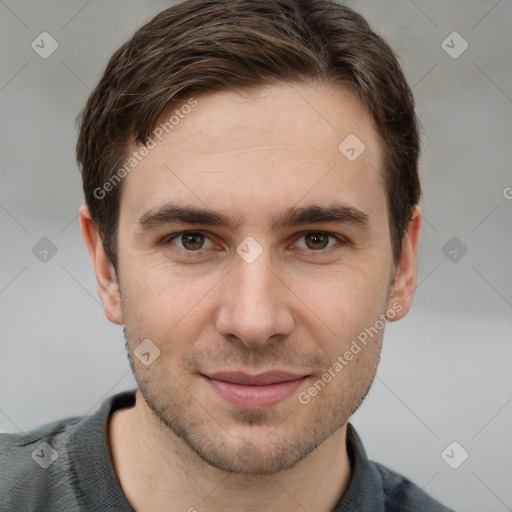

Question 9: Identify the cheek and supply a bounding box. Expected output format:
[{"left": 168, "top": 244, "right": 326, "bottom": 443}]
[
  {"left": 298, "top": 266, "right": 388, "bottom": 359},
  {"left": 120, "top": 259, "right": 218, "bottom": 336}
]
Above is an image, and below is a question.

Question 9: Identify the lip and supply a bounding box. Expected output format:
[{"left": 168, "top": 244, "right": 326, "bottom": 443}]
[
  {"left": 205, "top": 370, "right": 307, "bottom": 385},
  {"left": 201, "top": 371, "right": 309, "bottom": 410}
]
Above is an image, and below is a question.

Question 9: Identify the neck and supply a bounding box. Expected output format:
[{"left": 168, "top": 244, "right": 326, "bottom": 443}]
[{"left": 108, "top": 389, "right": 352, "bottom": 512}]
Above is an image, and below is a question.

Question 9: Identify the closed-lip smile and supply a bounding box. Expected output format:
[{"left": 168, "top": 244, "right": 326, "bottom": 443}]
[
  {"left": 201, "top": 370, "right": 309, "bottom": 409},
  {"left": 203, "top": 370, "right": 308, "bottom": 385}
]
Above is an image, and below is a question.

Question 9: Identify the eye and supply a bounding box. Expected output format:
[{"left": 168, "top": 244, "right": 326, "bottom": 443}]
[
  {"left": 294, "top": 231, "right": 342, "bottom": 251},
  {"left": 162, "top": 230, "right": 345, "bottom": 256},
  {"left": 165, "top": 231, "right": 214, "bottom": 251}
]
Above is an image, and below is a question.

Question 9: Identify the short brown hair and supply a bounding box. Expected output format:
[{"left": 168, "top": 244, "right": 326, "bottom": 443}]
[{"left": 76, "top": 0, "right": 421, "bottom": 274}]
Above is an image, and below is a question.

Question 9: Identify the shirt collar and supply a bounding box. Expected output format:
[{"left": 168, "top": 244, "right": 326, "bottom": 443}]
[{"left": 67, "top": 389, "right": 383, "bottom": 511}]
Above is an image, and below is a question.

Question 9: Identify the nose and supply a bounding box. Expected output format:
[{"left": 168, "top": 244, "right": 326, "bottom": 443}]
[{"left": 215, "top": 248, "right": 294, "bottom": 350}]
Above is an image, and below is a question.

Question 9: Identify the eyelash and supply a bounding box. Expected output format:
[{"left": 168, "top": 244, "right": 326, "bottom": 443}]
[{"left": 162, "top": 230, "right": 347, "bottom": 256}]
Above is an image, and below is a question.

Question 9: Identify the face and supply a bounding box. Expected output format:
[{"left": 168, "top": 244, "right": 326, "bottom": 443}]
[{"left": 88, "top": 82, "right": 417, "bottom": 475}]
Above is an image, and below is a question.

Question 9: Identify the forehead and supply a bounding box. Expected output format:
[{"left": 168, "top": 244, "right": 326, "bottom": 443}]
[{"left": 119, "top": 82, "right": 386, "bottom": 227}]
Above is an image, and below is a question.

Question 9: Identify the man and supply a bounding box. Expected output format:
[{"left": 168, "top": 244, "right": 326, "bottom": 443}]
[{"left": 0, "top": 0, "right": 455, "bottom": 510}]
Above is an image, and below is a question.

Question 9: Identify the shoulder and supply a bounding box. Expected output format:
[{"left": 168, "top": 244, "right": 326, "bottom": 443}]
[
  {"left": 0, "top": 415, "right": 83, "bottom": 511},
  {"left": 371, "top": 460, "right": 456, "bottom": 512},
  {"left": 335, "top": 424, "right": 456, "bottom": 511}
]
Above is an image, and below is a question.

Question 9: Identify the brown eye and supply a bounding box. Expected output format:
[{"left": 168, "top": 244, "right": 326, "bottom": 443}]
[
  {"left": 294, "top": 231, "right": 341, "bottom": 252},
  {"left": 181, "top": 232, "right": 204, "bottom": 250},
  {"left": 304, "top": 232, "right": 330, "bottom": 250},
  {"left": 167, "top": 231, "right": 213, "bottom": 251}
]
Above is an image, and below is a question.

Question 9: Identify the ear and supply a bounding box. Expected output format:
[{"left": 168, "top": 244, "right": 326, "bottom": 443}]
[
  {"left": 386, "top": 205, "right": 422, "bottom": 322},
  {"left": 79, "top": 204, "right": 123, "bottom": 325}
]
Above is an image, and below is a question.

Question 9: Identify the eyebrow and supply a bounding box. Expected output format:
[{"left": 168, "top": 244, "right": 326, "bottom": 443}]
[{"left": 137, "top": 202, "right": 370, "bottom": 232}]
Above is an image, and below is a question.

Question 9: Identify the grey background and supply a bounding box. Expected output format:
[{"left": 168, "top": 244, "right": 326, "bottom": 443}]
[{"left": 1, "top": 1, "right": 511, "bottom": 511}]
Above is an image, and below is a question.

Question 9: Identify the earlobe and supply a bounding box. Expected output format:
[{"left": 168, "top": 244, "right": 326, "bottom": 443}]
[
  {"left": 79, "top": 204, "right": 123, "bottom": 325},
  {"left": 386, "top": 205, "right": 423, "bottom": 322}
]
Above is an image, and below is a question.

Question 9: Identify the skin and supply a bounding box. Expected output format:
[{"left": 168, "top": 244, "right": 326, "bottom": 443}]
[{"left": 80, "top": 81, "right": 422, "bottom": 512}]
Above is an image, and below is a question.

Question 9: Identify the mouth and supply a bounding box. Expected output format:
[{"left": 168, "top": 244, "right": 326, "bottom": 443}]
[{"left": 200, "top": 371, "right": 310, "bottom": 410}]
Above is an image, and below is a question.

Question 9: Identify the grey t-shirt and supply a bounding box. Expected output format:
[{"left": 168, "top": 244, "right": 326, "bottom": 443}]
[{"left": 0, "top": 389, "right": 455, "bottom": 511}]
